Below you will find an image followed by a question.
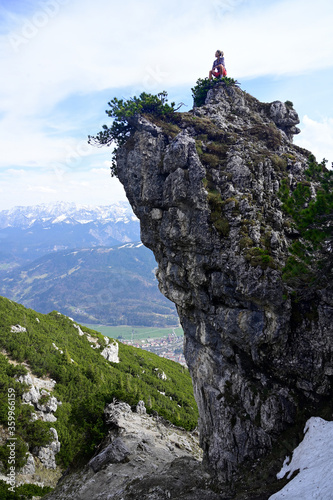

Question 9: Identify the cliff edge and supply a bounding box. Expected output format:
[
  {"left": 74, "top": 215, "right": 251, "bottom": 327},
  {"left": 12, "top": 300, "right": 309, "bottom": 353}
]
[{"left": 115, "top": 83, "right": 333, "bottom": 493}]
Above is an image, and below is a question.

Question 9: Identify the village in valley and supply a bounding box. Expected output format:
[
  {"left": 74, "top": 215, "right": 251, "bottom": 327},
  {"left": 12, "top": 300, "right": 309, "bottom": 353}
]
[{"left": 118, "top": 329, "right": 186, "bottom": 366}]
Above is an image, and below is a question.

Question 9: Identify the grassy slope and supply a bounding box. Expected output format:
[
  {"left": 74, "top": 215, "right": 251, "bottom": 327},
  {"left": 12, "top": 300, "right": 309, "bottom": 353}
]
[
  {"left": 0, "top": 296, "right": 198, "bottom": 474},
  {"left": 83, "top": 324, "right": 184, "bottom": 340}
]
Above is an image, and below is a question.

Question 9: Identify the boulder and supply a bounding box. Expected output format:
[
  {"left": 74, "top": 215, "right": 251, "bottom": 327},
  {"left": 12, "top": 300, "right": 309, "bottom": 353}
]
[{"left": 89, "top": 438, "right": 130, "bottom": 472}]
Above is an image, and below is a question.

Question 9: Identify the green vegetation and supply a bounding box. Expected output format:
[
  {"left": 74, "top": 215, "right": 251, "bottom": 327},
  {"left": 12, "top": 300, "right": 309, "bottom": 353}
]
[
  {"left": 203, "top": 179, "right": 230, "bottom": 237},
  {"left": 278, "top": 155, "right": 333, "bottom": 284},
  {"left": 83, "top": 324, "right": 183, "bottom": 341},
  {"left": 191, "top": 77, "right": 240, "bottom": 107},
  {"left": 0, "top": 297, "right": 198, "bottom": 475},
  {"left": 88, "top": 91, "right": 181, "bottom": 176},
  {"left": 0, "top": 481, "right": 53, "bottom": 500},
  {"left": 248, "top": 123, "right": 282, "bottom": 150},
  {"left": 244, "top": 247, "right": 276, "bottom": 270},
  {"left": 284, "top": 100, "right": 294, "bottom": 109}
]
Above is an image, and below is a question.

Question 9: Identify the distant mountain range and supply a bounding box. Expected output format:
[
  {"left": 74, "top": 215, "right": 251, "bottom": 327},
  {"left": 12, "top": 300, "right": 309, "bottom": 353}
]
[
  {"left": 0, "top": 201, "right": 140, "bottom": 268},
  {"left": 0, "top": 202, "right": 178, "bottom": 326}
]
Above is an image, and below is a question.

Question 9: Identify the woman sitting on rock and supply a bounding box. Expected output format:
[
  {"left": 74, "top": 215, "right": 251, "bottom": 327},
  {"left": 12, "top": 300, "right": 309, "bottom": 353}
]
[{"left": 209, "top": 50, "right": 227, "bottom": 80}]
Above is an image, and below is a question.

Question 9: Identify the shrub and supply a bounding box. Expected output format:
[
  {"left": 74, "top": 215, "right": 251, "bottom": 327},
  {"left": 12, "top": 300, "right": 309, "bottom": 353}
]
[
  {"left": 88, "top": 91, "right": 181, "bottom": 177},
  {"left": 191, "top": 77, "right": 240, "bottom": 107},
  {"left": 245, "top": 247, "right": 275, "bottom": 270},
  {"left": 0, "top": 480, "right": 53, "bottom": 500},
  {"left": 278, "top": 156, "right": 333, "bottom": 285}
]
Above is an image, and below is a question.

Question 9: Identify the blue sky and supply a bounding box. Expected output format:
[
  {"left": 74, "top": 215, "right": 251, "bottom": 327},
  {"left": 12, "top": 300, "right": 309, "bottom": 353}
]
[{"left": 0, "top": 0, "right": 332, "bottom": 210}]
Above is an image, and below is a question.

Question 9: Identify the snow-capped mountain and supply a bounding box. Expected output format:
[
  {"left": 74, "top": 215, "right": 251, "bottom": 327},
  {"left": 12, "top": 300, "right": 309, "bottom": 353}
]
[
  {"left": 0, "top": 201, "right": 140, "bottom": 267},
  {"left": 0, "top": 203, "right": 178, "bottom": 326},
  {"left": 0, "top": 201, "right": 138, "bottom": 229}
]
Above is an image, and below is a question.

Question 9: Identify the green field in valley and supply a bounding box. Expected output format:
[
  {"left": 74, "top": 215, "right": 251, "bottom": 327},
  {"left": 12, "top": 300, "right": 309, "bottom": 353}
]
[{"left": 83, "top": 324, "right": 184, "bottom": 341}]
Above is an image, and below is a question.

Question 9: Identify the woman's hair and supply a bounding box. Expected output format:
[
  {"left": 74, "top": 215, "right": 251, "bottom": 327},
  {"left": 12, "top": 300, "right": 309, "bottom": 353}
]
[{"left": 216, "top": 50, "right": 224, "bottom": 57}]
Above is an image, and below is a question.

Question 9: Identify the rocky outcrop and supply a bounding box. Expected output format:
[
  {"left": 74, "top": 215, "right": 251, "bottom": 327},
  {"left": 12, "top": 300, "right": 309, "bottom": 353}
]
[
  {"left": 115, "top": 83, "right": 333, "bottom": 490},
  {"left": 33, "top": 428, "right": 60, "bottom": 469},
  {"left": 72, "top": 320, "right": 120, "bottom": 363},
  {"left": 89, "top": 437, "right": 130, "bottom": 472},
  {"left": 10, "top": 324, "right": 27, "bottom": 333},
  {"left": 18, "top": 372, "right": 61, "bottom": 424},
  {"left": 16, "top": 372, "right": 61, "bottom": 474},
  {"left": 101, "top": 337, "right": 119, "bottom": 363},
  {"left": 0, "top": 353, "right": 63, "bottom": 489},
  {"left": 44, "top": 400, "right": 205, "bottom": 500}
]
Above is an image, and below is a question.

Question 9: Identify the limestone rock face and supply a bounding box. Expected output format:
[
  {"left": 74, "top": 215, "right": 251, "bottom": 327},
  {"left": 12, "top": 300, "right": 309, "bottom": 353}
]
[
  {"left": 115, "top": 84, "right": 333, "bottom": 484},
  {"left": 10, "top": 324, "right": 27, "bottom": 333}
]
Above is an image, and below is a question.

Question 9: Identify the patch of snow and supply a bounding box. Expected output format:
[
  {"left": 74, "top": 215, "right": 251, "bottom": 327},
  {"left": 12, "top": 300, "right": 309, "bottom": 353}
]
[
  {"left": 52, "top": 214, "right": 67, "bottom": 223},
  {"left": 118, "top": 243, "right": 133, "bottom": 249},
  {"left": 269, "top": 417, "right": 333, "bottom": 499}
]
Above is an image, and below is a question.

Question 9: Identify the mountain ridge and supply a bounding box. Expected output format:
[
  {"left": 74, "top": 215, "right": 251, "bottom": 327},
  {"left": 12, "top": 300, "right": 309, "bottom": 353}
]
[
  {"left": 0, "top": 242, "right": 178, "bottom": 326},
  {"left": 0, "top": 201, "right": 140, "bottom": 269},
  {"left": 0, "top": 201, "right": 137, "bottom": 229}
]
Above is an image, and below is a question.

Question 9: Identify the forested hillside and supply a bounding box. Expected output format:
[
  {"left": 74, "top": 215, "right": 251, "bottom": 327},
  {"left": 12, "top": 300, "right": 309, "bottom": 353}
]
[{"left": 0, "top": 244, "right": 178, "bottom": 326}]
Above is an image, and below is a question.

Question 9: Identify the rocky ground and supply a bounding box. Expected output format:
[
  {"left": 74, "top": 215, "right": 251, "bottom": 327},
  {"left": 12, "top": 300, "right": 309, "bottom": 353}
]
[{"left": 43, "top": 400, "right": 225, "bottom": 500}]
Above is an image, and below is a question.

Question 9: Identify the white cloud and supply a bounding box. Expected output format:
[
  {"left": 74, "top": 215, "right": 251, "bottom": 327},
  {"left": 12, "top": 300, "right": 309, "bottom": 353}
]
[
  {"left": 0, "top": 118, "right": 106, "bottom": 169},
  {"left": 27, "top": 185, "right": 57, "bottom": 193},
  {"left": 2, "top": 0, "right": 333, "bottom": 107},
  {"left": 295, "top": 115, "right": 333, "bottom": 165},
  {"left": 0, "top": 162, "right": 126, "bottom": 210},
  {"left": 0, "top": 0, "right": 332, "bottom": 208},
  {"left": 2, "top": 0, "right": 332, "bottom": 116}
]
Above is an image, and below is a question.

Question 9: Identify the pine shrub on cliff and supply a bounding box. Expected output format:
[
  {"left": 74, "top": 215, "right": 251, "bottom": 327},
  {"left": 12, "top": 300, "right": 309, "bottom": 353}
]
[
  {"left": 88, "top": 91, "right": 181, "bottom": 176},
  {"left": 278, "top": 155, "right": 333, "bottom": 287},
  {"left": 191, "top": 76, "right": 240, "bottom": 107}
]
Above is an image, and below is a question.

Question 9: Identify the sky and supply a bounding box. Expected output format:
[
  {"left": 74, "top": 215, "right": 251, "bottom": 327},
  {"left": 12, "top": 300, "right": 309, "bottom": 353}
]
[{"left": 0, "top": 0, "right": 332, "bottom": 210}]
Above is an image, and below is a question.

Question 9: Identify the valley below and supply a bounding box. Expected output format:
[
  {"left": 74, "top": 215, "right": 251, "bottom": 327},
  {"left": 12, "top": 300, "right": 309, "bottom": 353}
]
[
  {"left": 86, "top": 324, "right": 186, "bottom": 365},
  {"left": 0, "top": 202, "right": 178, "bottom": 327}
]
